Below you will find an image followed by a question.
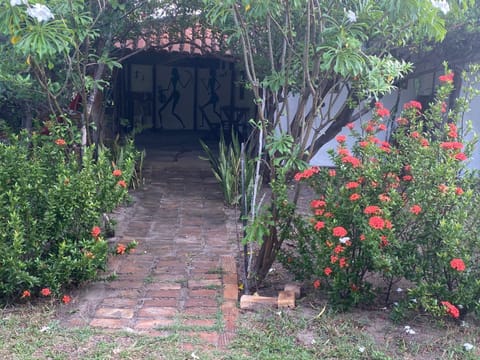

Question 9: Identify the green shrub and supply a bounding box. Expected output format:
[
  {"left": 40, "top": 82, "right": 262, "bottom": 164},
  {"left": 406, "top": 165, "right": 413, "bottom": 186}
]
[
  {"left": 283, "top": 67, "right": 480, "bottom": 318},
  {"left": 0, "top": 120, "right": 140, "bottom": 302}
]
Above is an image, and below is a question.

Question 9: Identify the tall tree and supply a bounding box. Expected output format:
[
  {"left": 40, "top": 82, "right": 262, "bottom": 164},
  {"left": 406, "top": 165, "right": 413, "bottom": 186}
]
[{"left": 202, "top": 0, "right": 475, "bottom": 282}]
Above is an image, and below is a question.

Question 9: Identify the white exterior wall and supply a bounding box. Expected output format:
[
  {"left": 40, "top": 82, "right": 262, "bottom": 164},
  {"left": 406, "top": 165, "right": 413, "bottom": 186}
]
[{"left": 297, "top": 74, "right": 480, "bottom": 169}]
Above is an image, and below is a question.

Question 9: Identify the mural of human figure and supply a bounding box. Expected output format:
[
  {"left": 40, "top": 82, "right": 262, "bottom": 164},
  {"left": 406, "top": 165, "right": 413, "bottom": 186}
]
[
  {"left": 200, "top": 67, "right": 222, "bottom": 128},
  {"left": 157, "top": 67, "right": 191, "bottom": 129}
]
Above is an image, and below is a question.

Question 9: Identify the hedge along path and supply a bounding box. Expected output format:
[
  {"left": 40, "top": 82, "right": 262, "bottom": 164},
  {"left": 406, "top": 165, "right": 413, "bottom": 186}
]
[{"left": 60, "top": 145, "right": 240, "bottom": 350}]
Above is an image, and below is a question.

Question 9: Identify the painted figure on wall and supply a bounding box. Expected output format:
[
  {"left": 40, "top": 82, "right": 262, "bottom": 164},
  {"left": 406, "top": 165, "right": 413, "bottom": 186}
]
[
  {"left": 157, "top": 67, "right": 191, "bottom": 129},
  {"left": 200, "top": 67, "right": 222, "bottom": 128}
]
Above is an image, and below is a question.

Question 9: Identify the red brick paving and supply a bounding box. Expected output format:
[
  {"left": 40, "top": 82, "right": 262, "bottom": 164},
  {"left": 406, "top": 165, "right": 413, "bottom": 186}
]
[{"left": 60, "top": 149, "right": 239, "bottom": 349}]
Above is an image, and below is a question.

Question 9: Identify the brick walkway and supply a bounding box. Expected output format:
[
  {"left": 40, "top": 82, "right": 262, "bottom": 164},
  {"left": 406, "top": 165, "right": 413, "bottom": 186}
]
[{"left": 61, "top": 138, "right": 240, "bottom": 349}]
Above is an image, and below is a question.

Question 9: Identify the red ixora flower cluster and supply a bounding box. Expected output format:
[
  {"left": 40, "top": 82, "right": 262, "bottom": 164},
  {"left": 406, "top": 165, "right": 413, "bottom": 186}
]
[
  {"left": 375, "top": 102, "right": 390, "bottom": 118},
  {"left": 55, "top": 138, "right": 66, "bottom": 146},
  {"left": 441, "top": 301, "right": 460, "bottom": 318},
  {"left": 112, "top": 169, "right": 122, "bottom": 177},
  {"left": 403, "top": 100, "right": 422, "bottom": 111},
  {"left": 332, "top": 226, "right": 348, "bottom": 237},
  {"left": 439, "top": 72, "right": 454, "bottom": 84},
  {"left": 294, "top": 166, "right": 319, "bottom": 181},
  {"left": 450, "top": 258, "right": 466, "bottom": 272},
  {"left": 20, "top": 288, "right": 72, "bottom": 304}
]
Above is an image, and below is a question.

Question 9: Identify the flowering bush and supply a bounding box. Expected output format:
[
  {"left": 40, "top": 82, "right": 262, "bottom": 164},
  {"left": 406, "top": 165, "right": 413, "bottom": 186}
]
[
  {"left": 282, "top": 67, "right": 480, "bottom": 317},
  {"left": 0, "top": 120, "right": 140, "bottom": 302}
]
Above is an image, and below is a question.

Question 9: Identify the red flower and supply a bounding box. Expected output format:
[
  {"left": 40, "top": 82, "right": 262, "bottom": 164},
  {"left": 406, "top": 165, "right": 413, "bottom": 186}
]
[
  {"left": 448, "top": 123, "right": 458, "bottom": 138},
  {"left": 439, "top": 72, "right": 454, "bottom": 84},
  {"left": 21, "top": 290, "right": 31, "bottom": 299},
  {"left": 380, "top": 141, "right": 391, "bottom": 152},
  {"left": 55, "top": 138, "right": 66, "bottom": 146},
  {"left": 369, "top": 216, "right": 385, "bottom": 230},
  {"left": 376, "top": 107, "right": 390, "bottom": 118},
  {"left": 346, "top": 123, "right": 354, "bottom": 130},
  {"left": 330, "top": 255, "right": 338, "bottom": 264},
  {"left": 438, "top": 184, "right": 449, "bottom": 193},
  {"left": 364, "top": 206, "right": 381, "bottom": 215},
  {"left": 334, "top": 245, "right": 345, "bottom": 254},
  {"left": 314, "top": 221, "right": 325, "bottom": 231},
  {"left": 359, "top": 141, "right": 369, "bottom": 148},
  {"left": 359, "top": 234, "right": 366, "bottom": 241},
  {"left": 396, "top": 117, "right": 409, "bottom": 126},
  {"left": 403, "top": 100, "right": 422, "bottom": 111},
  {"left": 40, "top": 288, "right": 51, "bottom": 296},
  {"left": 324, "top": 267, "right": 332, "bottom": 276},
  {"left": 440, "top": 141, "right": 463, "bottom": 150},
  {"left": 339, "top": 257, "right": 348, "bottom": 268},
  {"left": 345, "top": 182, "right": 360, "bottom": 190},
  {"left": 91, "top": 226, "right": 101, "bottom": 238},
  {"left": 454, "top": 153, "right": 467, "bottom": 161},
  {"left": 117, "top": 180, "right": 127, "bottom": 188},
  {"left": 313, "top": 279, "right": 321, "bottom": 289},
  {"left": 311, "top": 199, "right": 326, "bottom": 208},
  {"left": 328, "top": 169, "right": 336, "bottom": 177},
  {"left": 377, "top": 194, "right": 389, "bottom": 203},
  {"left": 402, "top": 175, "right": 413, "bottom": 181},
  {"left": 410, "top": 205, "right": 422, "bottom": 215},
  {"left": 455, "top": 187, "right": 464, "bottom": 195},
  {"left": 112, "top": 169, "right": 122, "bottom": 177},
  {"left": 380, "top": 235, "right": 389, "bottom": 247},
  {"left": 441, "top": 301, "right": 460, "bottom": 318},
  {"left": 337, "top": 148, "right": 350, "bottom": 157},
  {"left": 385, "top": 220, "right": 393, "bottom": 229},
  {"left": 450, "top": 258, "right": 466, "bottom": 272},
  {"left": 294, "top": 166, "right": 320, "bottom": 181},
  {"left": 378, "top": 124, "right": 387, "bottom": 131},
  {"left": 420, "top": 138, "right": 429, "bottom": 147},
  {"left": 349, "top": 193, "right": 361, "bottom": 201},
  {"left": 336, "top": 135, "right": 347, "bottom": 143},
  {"left": 332, "top": 226, "right": 348, "bottom": 237},
  {"left": 411, "top": 131, "right": 420, "bottom": 139},
  {"left": 62, "top": 295, "right": 72, "bottom": 304},
  {"left": 441, "top": 102, "right": 447, "bottom": 113},
  {"left": 341, "top": 156, "right": 361, "bottom": 167},
  {"left": 116, "top": 243, "right": 127, "bottom": 255}
]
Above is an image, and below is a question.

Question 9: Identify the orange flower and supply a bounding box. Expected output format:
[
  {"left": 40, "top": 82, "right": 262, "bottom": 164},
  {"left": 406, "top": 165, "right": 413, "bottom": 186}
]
[
  {"left": 55, "top": 138, "right": 66, "bottom": 146},
  {"left": 116, "top": 243, "right": 127, "bottom": 255},
  {"left": 21, "top": 290, "right": 31, "bottom": 299},
  {"left": 40, "top": 288, "right": 51, "bottom": 296},
  {"left": 62, "top": 295, "right": 72, "bottom": 304},
  {"left": 441, "top": 301, "right": 459, "bottom": 318},
  {"left": 112, "top": 169, "right": 122, "bottom": 177},
  {"left": 117, "top": 180, "right": 127, "bottom": 188}
]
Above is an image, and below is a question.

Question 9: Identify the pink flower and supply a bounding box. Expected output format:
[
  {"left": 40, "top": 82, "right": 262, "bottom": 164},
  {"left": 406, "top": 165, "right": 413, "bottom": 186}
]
[
  {"left": 62, "top": 295, "right": 72, "bottom": 304},
  {"left": 454, "top": 153, "right": 467, "bottom": 161},
  {"left": 313, "top": 279, "right": 321, "bottom": 289},
  {"left": 314, "top": 221, "right": 325, "bottom": 231},
  {"left": 346, "top": 123, "right": 355, "bottom": 130},
  {"left": 328, "top": 169, "right": 336, "bottom": 177},
  {"left": 349, "top": 193, "right": 361, "bottom": 201},
  {"left": 324, "top": 267, "right": 332, "bottom": 276}
]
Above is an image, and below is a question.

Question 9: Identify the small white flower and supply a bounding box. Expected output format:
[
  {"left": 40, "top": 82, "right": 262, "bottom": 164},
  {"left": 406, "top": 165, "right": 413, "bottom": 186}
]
[
  {"left": 393, "top": 302, "right": 399, "bottom": 306},
  {"left": 396, "top": 287, "right": 403, "bottom": 292},
  {"left": 346, "top": 9, "right": 357, "bottom": 23},
  {"left": 191, "top": 352, "right": 200, "bottom": 360},
  {"left": 410, "top": 298, "right": 417, "bottom": 303},
  {"left": 39, "top": 326, "right": 50, "bottom": 332},
  {"left": 311, "top": 339, "right": 316, "bottom": 344},
  {"left": 26, "top": 3, "right": 54, "bottom": 22},
  {"left": 10, "top": 0, "right": 28, "bottom": 6},
  {"left": 463, "top": 343, "right": 474, "bottom": 351},
  {"left": 431, "top": 0, "right": 450, "bottom": 15},
  {"left": 339, "top": 237, "right": 350, "bottom": 244},
  {"left": 404, "top": 325, "right": 416, "bottom": 335},
  {"left": 268, "top": 267, "right": 275, "bottom": 273},
  {"left": 358, "top": 346, "right": 366, "bottom": 353}
]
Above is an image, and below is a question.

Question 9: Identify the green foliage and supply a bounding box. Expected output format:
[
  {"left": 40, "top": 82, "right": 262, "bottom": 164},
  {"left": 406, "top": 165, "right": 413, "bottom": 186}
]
[
  {"left": 0, "top": 120, "right": 140, "bottom": 302},
  {"left": 283, "top": 68, "right": 480, "bottom": 317},
  {"left": 200, "top": 131, "right": 256, "bottom": 207}
]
